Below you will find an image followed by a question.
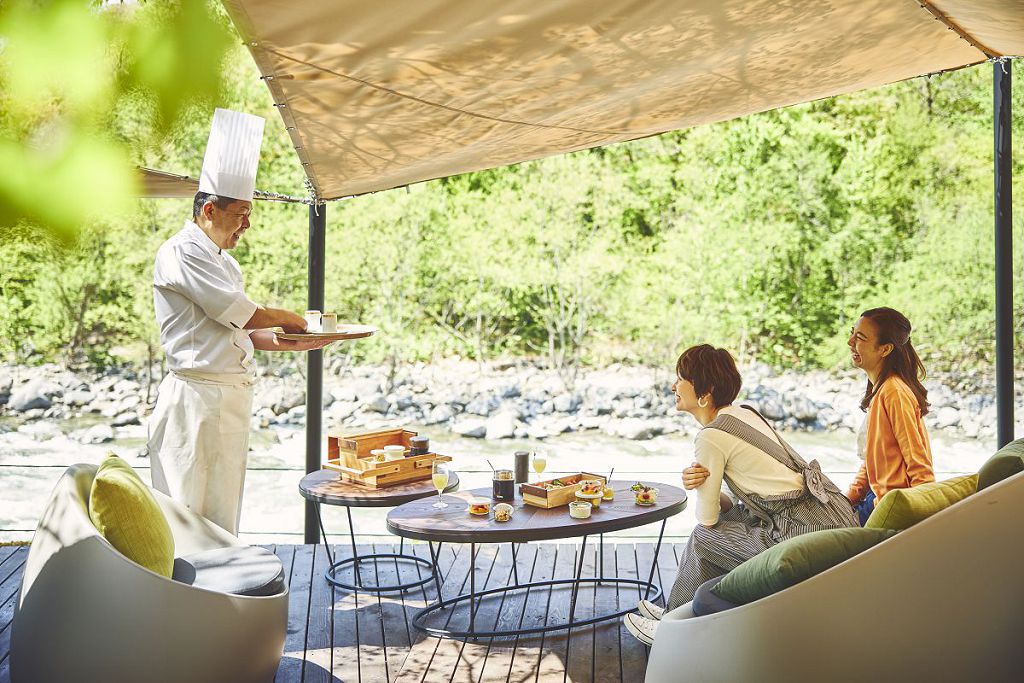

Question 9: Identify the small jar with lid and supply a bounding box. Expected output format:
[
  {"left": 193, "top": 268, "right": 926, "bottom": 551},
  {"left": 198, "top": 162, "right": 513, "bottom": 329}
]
[{"left": 409, "top": 435, "right": 430, "bottom": 456}]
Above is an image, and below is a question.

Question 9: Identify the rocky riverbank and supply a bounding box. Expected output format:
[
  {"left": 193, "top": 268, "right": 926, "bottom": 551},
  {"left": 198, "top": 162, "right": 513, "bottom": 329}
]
[{"left": 0, "top": 359, "right": 1011, "bottom": 446}]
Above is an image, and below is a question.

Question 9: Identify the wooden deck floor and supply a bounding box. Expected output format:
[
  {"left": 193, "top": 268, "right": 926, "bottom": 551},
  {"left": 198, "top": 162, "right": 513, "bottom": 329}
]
[{"left": 0, "top": 541, "right": 682, "bottom": 682}]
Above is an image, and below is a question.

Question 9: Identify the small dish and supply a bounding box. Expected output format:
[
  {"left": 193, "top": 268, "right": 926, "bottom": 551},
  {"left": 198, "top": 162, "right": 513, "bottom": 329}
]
[
  {"left": 575, "top": 490, "right": 603, "bottom": 509},
  {"left": 569, "top": 501, "right": 592, "bottom": 519},
  {"left": 468, "top": 498, "right": 492, "bottom": 516},
  {"left": 383, "top": 445, "right": 406, "bottom": 460},
  {"left": 370, "top": 448, "right": 387, "bottom": 463},
  {"left": 493, "top": 503, "right": 514, "bottom": 522}
]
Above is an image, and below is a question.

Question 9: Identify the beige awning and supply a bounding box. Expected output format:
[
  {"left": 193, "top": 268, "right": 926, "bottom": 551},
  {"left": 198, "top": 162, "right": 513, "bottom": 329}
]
[
  {"left": 137, "top": 167, "right": 307, "bottom": 203},
  {"left": 219, "top": 0, "right": 1023, "bottom": 201}
]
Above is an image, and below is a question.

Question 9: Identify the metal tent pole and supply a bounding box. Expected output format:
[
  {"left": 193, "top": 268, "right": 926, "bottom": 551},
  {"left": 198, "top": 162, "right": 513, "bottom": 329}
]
[
  {"left": 994, "top": 61, "right": 1014, "bottom": 448},
  {"left": 305, "top": 202, "right": 326, "bottom": 544}
]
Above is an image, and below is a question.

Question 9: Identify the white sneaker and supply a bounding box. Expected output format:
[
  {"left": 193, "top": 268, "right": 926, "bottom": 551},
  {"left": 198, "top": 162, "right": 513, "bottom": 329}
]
[
  {"left": 623, "top": 613, "right": 658, "bottom": 646},
  {"left": 637, "top": 599, "right": 665, "bottom": 621}
]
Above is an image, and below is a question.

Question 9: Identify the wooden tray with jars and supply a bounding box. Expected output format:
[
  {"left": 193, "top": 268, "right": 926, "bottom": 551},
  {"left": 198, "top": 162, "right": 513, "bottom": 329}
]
[
  {"left": 324, "top": 427, "right": 452, "bottom": 489},
  {"left": 519, "top": 472, "right": 607, "bottom": 508}
]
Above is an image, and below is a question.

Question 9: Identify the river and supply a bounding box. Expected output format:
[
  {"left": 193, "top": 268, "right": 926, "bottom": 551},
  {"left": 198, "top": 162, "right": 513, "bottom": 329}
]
[{"left": 0, "top": 417, "right": 996, "bottom": 545}]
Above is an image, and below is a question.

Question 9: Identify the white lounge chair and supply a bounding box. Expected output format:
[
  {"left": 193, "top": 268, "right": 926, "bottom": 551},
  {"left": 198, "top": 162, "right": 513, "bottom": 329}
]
[
  {"left": 646, "top": 458, "right": 1024, "bottom": 682},
  {"left": 10, "top": 463, "right": 288, "bottom": 683}
]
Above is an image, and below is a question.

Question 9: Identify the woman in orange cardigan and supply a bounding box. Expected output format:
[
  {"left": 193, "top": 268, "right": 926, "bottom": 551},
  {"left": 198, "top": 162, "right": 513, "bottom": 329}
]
[{"left": 846, "top": 307, "right": 935, "bottom": 525}]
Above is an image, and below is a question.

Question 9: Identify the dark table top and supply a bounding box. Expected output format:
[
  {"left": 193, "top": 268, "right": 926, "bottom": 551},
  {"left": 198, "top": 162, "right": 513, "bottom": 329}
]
[
  {"left": 299, "top": 469, "right": 460, "bottom": 508},
  {"left": 386, "top": 480, "right": 686, "bottom": 543}
]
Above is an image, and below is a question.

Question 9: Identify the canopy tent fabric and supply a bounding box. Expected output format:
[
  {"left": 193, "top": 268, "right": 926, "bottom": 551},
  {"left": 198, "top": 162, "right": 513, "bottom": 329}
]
[
  {"left": 137, "top": 167, "right": 308, "bottom": 203},
  {"left": 220, "top": 0, "right": 1023, "bottom": 201}
]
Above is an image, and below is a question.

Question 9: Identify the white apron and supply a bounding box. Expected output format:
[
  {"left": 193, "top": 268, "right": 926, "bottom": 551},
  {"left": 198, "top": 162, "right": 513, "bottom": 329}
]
[{"left": 147, "top": 369, "right": 255, "bottom": 535}]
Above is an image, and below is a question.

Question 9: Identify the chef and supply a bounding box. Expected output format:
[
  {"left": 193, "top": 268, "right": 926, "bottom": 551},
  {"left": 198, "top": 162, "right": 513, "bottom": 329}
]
[{"left": 148, "top": 108, "right": 332, "bottom": 534}]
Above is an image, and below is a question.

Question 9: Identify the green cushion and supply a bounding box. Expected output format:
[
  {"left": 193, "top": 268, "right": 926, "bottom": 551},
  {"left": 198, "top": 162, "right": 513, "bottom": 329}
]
[
  {"left": 977, "top": 439, "right": 1024, "bottom": 491},
  {"left": 865, "top": 474, "right": 978, "bottom": 531},
  {"left": 89, "top": 453, "right": 175, "bottom": 577},
  {"left": 712, "top": 527, "right": 896, "bottom": 605}
]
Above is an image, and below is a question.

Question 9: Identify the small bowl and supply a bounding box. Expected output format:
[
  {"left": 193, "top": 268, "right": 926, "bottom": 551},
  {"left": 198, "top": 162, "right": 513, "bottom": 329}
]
[
  {"left": 383, "top": 445, "right": 406, "bottom": 460},
  {"left": 569, "top": 501, "right": 592, "bottom": 519},
  {"left": 370, "top": 448, "right": 387, "bottom": 463},
  {"left": 493, "top": 503, "right": 514, "bottom": 522},
  {"left": 575, "top": 490, "right": 603, "bottom": 509},
  {"left": 468, "top": 498, "right": 492, "bottom": 516},
  {"left": 634, "top": 488, "right": 659, "bottom": 506}
]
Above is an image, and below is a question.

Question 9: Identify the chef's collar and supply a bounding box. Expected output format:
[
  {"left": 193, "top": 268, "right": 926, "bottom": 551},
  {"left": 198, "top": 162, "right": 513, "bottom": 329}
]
[{"left": 183, "top": 220, "right": 223, "bottom": 255}]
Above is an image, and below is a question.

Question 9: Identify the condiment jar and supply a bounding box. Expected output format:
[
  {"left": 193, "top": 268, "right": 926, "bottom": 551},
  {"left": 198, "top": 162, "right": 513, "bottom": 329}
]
[{"left": 569, "top": 501, "right": 592, "bottom": 519}]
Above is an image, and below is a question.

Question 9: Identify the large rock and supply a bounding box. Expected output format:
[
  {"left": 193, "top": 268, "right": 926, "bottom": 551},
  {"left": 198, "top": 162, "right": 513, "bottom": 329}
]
[
  {"left": 933, "top": 406, "right": 960, "bottom": 429},
  {"left": 112, "top": 411, "right": 140, "bottom": 427},
  {"left": 452, "top": 417, "right": 487, "bottom": 439},
  {"left": 257, "top": 386, "right": 306, "bottom": 415},
  {"left": 64, "top": 389, "right": 96, "bottom": 407},
  {"left": 8, "top": 379, "right": 60, "bottom": 412},
  {"left": 464, "top": 395, "right": 500, "bottom": 417},
  {"left": 485, "top": 412, "right": 517, "bottom": 440},
  {"left": 609, "top": 417, "right": 660, "bottom": 440},
  {"left": 423, "top": 405, "right": 455, "bottom": 425},
  {"left": 79, "top": 424, "right": 115, "bottom": 444},
  {"left": 364, "top": 394, "right": 390, "bottom": 414},
  {"left": 553, "top": 393, "right": 581, "bottom": 413}
]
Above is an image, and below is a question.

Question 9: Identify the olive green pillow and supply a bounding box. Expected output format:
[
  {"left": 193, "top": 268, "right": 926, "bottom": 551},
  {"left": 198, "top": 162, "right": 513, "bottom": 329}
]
[
  {"left": 712, "top": 527, "right": 896, "bottom": 605},
  {"left": 865, "top": 474, "right": 978, "bottom": 531},
  {"left": 89, "top": 453, "right": 175, "bottom": 577},
  {"left": 977, "top": 439, "right": 1024, "bottom": 491}
]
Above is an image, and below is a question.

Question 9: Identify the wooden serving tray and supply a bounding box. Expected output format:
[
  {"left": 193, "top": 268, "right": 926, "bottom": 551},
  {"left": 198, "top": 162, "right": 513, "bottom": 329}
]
[
  {"left": 273, "top": 324, "right": 377, "bottom": 341},
  {"left": 324, "top": 427, "right": 451, "bottom": 489},
  {"left": 519, "top": 472, "right": 606, "bottom": 508}
]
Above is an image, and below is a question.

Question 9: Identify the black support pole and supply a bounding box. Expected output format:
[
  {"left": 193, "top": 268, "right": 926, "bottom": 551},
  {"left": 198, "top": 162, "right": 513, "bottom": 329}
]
[
  {"left": 305, "top": 202, "right": 326, "bottom": 544},
  {"left": 994, "top": 61, "right": 1014, "bottom": 448}
]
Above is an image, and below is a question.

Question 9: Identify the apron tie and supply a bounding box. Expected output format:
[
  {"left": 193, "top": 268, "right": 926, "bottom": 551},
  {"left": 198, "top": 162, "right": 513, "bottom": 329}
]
[{"left": 802, "top": 459, "right": 832, "bottom": 505}]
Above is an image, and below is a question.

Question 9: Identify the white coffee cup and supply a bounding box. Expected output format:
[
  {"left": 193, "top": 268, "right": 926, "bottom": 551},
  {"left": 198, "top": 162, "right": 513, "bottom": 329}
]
[
  {"left": 304, "top": 310, "right": 322, "bottom": 333},
  {"left": 320, "top": 312, "right": 338, "bottom": 333}
]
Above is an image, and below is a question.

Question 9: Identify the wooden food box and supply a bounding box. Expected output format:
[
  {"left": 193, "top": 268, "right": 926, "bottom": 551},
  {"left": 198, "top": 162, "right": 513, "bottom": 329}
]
[
  {"left": 324, "top": 427, "right": 451, "bottom": 489},
  {"left": 520, "top": 473, "right": 607, "bottom": 508}
]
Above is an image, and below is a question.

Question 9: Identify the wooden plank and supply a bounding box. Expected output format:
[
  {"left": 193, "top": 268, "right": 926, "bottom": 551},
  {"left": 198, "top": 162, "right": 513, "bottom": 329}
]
[
  {"left": 275, "top": 544, "right": 312, "bottom": 683},
  {"left": 351, "top": 544, "right": 404, "bottom": 683},
  {"left": 417, "top": 544, "right": 501, "bottom": 683},
  {"left": 0, "top": 547, "right": 19, "bottom": 569},
  {"left": 534, "top": 543, "right": 580, "bottom": 683},
  {"left": 593, "top": 538, "right": 622, "bottom": 683},
  {"left": 328, "top": 541, "right": 362, "bottom": 683},
  {"left": 443, "top": 543, "right": 520, "bottom": 682},
  {"left": 614, "top": 544, "right": 647, "bottom": 682},
  {"left": 304, "top": 544, "right": 336, "bottom": 683},
  {"left": 475, "top": 543, "right": 540, "bottom": 682},
  {"left": 393, "top": 542, "right": 463, "bottom": 681},
  {"left": 0, "top": 548, "right": 29, "bottom": 683},
  {"left": 565, "top": 542, "right": 598, "bottom": 683},
  {"left": 393, "top": 543, "right": 478, "bottom": 682},
  {"left": 505, "top": 543, "right": 558, "bottom": 683},
  {"left": 366, "top": 542, "right": 416, "bottom": 683}
]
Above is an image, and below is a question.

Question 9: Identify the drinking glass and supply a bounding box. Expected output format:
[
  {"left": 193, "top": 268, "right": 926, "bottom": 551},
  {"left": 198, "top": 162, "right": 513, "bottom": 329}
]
[
  {"left": 431, "top": 462, "right": 450, "bottom": 509},
  {"left": 532, "top": 451, "right": 547, "bottom": 476}
]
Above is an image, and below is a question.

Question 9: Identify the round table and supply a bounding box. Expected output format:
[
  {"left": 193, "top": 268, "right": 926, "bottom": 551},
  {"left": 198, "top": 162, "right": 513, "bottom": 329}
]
[
  {"left": 387, "top": 480, "right": 687, "bottom": 639},
  {"left": 299, "top": 469, "right": 460, "bottom": 593}
]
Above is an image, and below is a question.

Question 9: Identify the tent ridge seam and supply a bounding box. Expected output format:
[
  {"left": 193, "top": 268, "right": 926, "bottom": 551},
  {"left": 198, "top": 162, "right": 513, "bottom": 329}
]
[
  {"left": 915, "top": 1, "right": 1000, "bottom": 58},
  {"left": 257, "top": 45, "right": 634, "bottom": 138},
  {"left": 219, "top": 0, "right": 325, "bottom": 199}
]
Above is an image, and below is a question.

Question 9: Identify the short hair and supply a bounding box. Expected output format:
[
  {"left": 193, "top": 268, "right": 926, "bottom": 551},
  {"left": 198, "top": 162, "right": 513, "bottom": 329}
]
[
  {"left": 192, "top": 191, "right": 232, "bottom": 219},
  {"left": 675, "top": 344, "right": 742, "bottom": 408}
]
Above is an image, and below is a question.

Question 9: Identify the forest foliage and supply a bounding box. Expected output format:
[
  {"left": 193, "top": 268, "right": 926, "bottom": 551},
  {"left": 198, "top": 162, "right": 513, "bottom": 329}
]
[{"left": 0, "top": 4, "right": 1022, "bottom": 376}]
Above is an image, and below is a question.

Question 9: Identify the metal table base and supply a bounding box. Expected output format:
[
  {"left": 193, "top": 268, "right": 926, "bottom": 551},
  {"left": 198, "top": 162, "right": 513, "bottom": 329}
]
[
  {"left": 316, "top": 503, "right": 441, "bottom": 593},
  {"left": 413, "top": 518, "right": 668, "bottom": 640}
]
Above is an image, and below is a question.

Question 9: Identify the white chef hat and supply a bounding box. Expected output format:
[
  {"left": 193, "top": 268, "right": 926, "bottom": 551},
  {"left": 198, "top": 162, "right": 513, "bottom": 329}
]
[{"left": 198, "top": 108, "right": 265, "bottom": 202}]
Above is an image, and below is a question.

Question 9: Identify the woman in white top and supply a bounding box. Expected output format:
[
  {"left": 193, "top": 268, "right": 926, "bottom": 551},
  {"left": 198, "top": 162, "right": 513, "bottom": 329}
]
[{"left": 624, "top": 344, "right": 856, "bottom": 645}]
